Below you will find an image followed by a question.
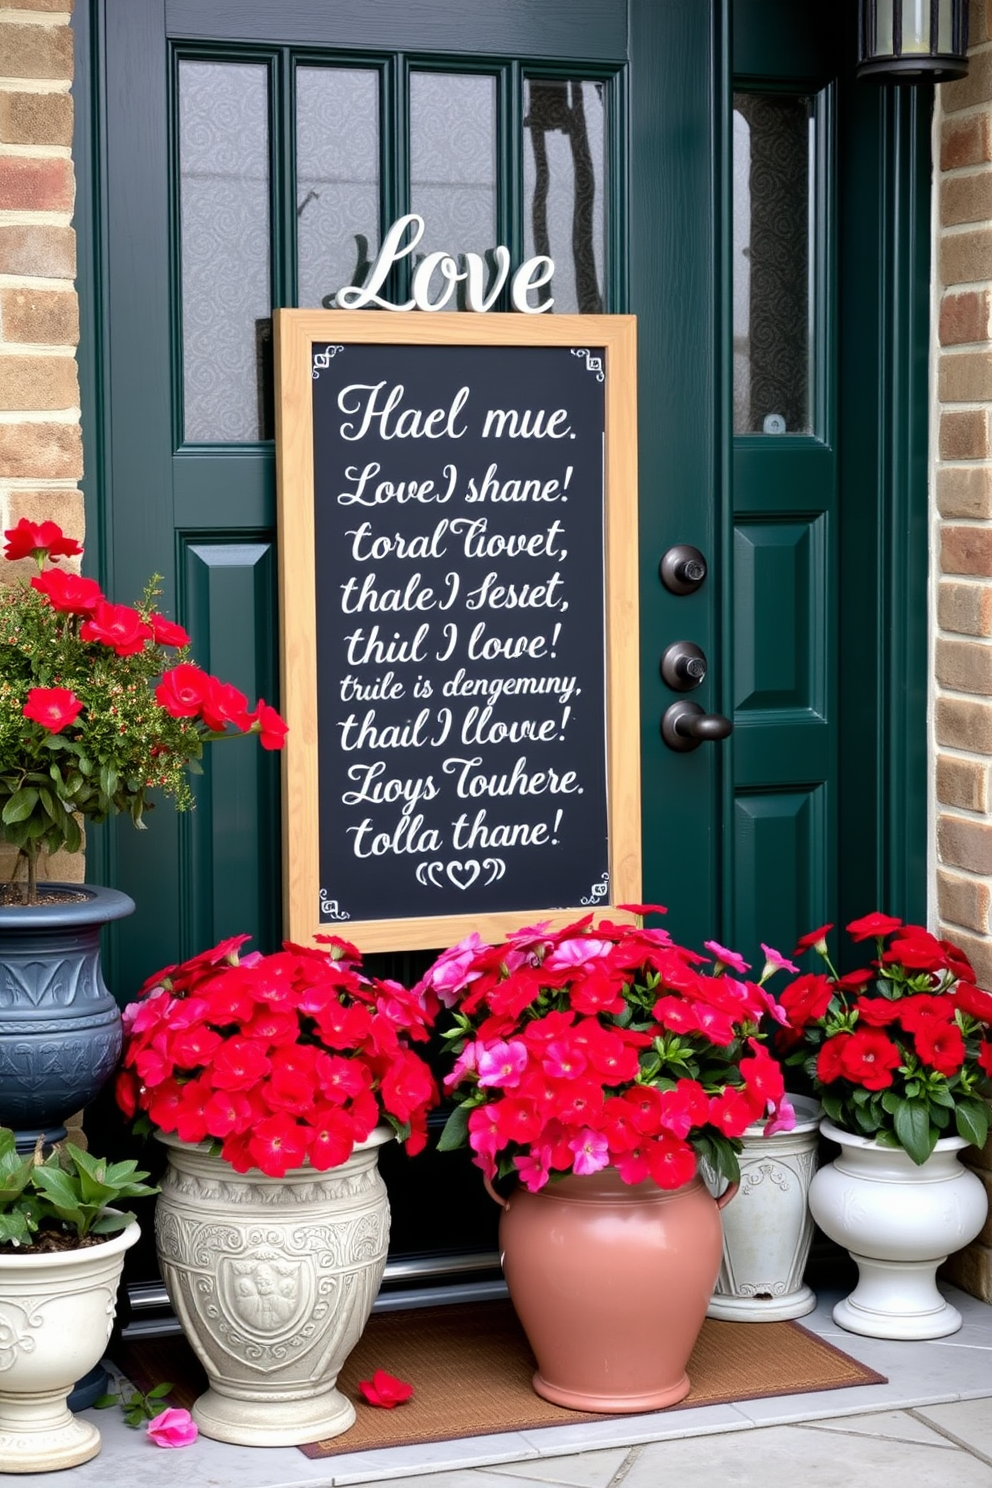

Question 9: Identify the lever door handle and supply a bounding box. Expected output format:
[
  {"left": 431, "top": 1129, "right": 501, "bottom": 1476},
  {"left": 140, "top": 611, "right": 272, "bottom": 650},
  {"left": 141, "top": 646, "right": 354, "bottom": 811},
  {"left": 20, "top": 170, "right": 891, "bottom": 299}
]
[{"left": 661, "top": 700, "right": 733, "bottom": 752}]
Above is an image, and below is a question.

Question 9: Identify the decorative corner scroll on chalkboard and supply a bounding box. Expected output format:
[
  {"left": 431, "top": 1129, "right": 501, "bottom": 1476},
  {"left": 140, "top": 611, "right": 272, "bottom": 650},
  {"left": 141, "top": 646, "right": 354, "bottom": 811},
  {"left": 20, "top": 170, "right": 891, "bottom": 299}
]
[{"left": 274, "top": 311, "right": 641, "bottom": 954}]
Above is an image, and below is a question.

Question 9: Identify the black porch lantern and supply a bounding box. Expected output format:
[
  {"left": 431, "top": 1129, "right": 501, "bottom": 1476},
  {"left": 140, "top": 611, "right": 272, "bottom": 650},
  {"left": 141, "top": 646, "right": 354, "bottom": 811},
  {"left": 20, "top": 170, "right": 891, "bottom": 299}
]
[{"left": 858, "top": 0, "right": 970, "bottom": 81}]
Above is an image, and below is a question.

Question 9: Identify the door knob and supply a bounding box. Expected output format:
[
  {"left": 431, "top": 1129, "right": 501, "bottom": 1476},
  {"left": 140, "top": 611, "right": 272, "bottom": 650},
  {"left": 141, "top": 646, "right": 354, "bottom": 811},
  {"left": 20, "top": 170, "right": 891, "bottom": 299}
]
[
  {"left": 660, "top": 641, "right": 707, "bottom": 691},
  {"left": 661, "top": 700, "right": 733, "bottom": 752},
  {"left": 659, "top": 545, "right": 707, "bottom": 595}
]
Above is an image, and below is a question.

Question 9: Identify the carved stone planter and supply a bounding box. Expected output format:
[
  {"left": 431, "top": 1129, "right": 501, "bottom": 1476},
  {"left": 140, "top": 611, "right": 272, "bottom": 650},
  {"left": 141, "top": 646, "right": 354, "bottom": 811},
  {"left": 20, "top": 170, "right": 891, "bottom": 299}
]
[
  {"left": 154, "top": 1128, "right": 391, "bottom": 1446},
  {"left": 0, "top": 1219, "right": 139, "bottom": 1473},
  {"left": 705, "top": 1094, "right": 822, "bottom": 1322}
]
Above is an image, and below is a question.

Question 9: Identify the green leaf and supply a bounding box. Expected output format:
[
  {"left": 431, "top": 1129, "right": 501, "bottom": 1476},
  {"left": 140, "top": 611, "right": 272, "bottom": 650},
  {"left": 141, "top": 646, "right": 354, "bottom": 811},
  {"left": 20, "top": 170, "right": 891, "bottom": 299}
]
[
  {"left": 93, "top": 1394, "right": 119, "bottom": 1410},
  {"left": 2, "top": 787, "right": 38, "bottom": 825},
  {"left": 436, "top": 1102, "right": 471, "bottom": 1153},
  {"left": 146, "top": 1382, "right": 173, "bottom": 1400},
  {"left": 955, "top": 1099, "right": 990, "bottom": 1149},
  {"left": 892, "top": 1100, "right": 937, "bottom": 1165}
]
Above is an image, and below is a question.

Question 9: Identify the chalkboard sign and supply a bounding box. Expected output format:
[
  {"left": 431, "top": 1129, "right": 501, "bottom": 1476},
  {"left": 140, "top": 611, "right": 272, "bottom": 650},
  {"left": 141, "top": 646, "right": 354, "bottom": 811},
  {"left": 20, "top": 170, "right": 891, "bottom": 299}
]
[{"left": 275, "top": 311, "right": 640, "bottom": 952}]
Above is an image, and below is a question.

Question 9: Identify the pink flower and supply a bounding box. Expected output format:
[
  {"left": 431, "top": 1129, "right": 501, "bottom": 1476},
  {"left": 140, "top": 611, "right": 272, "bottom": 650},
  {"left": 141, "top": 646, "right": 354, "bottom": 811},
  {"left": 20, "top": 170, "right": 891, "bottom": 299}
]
[
  {"left": 545, "top": 937, "right": 614, "bottom": 970},
  {"left": 569, "top": 1127, "right": 610, "bottom": 1175},
  {"left": 418, "top": 933, "right": 487, "bottom": 1005},
  {"left": 515, "top": 1146, "right": 552, "bottom": 1191},
  {"left": 475, "top": 1039, "right": 528, "bottom": 1089},
  {"left": 760, "top": 944, "right": 800, "bottom": 977},
  {"left": 762, "top": 1093, "right": 797, "bottom": 1137},
  {"left": 146, "top": 1407, "right": 198, "bottom": 1448},
  {"left": 704, "top": 940, "right": 751, "bottom": 975},
  {"left": 358, "top": 1369, "right": 413, "bottom": 1408}
]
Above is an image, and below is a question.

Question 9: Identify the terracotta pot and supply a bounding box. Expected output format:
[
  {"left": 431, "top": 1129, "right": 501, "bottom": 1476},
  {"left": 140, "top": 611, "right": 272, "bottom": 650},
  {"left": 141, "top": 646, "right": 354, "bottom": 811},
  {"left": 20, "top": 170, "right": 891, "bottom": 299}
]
[{"left": 494, "top": 1167, "right": 735, "bottom": 1412}]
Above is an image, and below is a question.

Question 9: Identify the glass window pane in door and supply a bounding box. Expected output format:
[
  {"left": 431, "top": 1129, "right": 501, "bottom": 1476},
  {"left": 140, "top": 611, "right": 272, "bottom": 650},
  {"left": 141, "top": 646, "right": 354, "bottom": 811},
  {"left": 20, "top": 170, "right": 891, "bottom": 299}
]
[
  {"left": 523, "top": 79, "right": 605, "bottom": 314},
  {"left": 179, "top": 61, "right": 271, "bottom": 443},
  {"left": 733, "top": 93, "right": 814, "bottom": 435},
  {"left": 297, "top": 67, "right": 380, "bottom": 311},
  {"left": 410, "top": 72, "right": 496, "bottom": 305}
]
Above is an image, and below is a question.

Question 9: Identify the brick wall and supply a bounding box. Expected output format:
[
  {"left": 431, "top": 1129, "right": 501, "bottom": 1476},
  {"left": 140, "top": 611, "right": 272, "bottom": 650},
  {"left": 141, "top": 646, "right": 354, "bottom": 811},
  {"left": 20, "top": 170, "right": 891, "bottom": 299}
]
[
  {"left": 0, "top": 0, "right": 84, "bottom": 883},
  {"left": 934, "top": 0, "right": 992, "bottom": 1303}
]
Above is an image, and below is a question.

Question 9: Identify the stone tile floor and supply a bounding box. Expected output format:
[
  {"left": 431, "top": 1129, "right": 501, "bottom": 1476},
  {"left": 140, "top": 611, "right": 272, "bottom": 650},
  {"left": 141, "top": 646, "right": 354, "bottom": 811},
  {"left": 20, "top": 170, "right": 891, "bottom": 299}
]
[{"left": 14, "top": 1285, "right": 992, "bottom": 1488}]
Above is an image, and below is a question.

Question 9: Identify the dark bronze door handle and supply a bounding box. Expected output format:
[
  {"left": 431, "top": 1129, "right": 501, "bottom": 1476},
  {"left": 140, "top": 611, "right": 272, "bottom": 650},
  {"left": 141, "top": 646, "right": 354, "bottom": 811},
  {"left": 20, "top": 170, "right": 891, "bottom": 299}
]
[{"left": 661, "top": 700, "right": 733, "bottom": 752}]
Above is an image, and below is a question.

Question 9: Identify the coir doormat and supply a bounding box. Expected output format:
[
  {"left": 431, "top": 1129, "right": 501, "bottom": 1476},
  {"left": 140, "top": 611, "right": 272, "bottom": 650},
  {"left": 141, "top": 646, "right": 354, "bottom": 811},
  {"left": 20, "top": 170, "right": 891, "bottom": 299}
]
[{"left": 112, "top": 1300, "right": 885, "bottom": 1460}]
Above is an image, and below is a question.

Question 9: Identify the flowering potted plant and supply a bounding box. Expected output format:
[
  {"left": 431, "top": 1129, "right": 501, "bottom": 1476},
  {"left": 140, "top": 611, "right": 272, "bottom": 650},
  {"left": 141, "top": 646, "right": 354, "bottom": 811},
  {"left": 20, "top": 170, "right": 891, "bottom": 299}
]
[
  {"left": 0, "top": 1124, "right": 156, "bottom": 1471},
  {"left": 0, "top": 516, "right": 288, "bottom": 1153},
  {"left": 115, "top": 932, "right": 439, "bottom": 1446},
  {"left": 422, "top": 909, "right": 791, "bottom": 1412},
  {"left": 782, "top": 914, "right": 992, "bottom": 1339}
]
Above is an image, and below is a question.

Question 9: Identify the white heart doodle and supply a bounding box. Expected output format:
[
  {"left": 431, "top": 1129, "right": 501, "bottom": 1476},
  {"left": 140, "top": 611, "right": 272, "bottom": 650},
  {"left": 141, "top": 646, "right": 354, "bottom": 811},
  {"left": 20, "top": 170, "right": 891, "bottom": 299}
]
[{"left": 446, "top": 859, "right": 481, "bottom": 890}]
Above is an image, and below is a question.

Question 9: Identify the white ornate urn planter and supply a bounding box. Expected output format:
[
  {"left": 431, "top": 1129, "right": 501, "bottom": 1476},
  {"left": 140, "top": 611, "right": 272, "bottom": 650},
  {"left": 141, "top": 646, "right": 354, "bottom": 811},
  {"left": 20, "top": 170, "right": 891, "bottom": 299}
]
[
  {"left": 707, "top": 1094, "right": 822, "bottom": 1322},
  {"left": 0, "top": 1219, "right": 139, "bottom": 1474},
  {"left": 154, "top": 1127, "right": 392, "bottom": 1446},
  {"left": 808, "top": 1117, "right": 988, "bottom": 1340}
]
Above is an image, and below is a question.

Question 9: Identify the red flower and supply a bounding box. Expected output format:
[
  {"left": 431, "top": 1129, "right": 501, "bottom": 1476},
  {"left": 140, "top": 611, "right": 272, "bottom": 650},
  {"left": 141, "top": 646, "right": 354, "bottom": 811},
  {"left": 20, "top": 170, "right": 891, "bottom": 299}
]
[
  {"left": 645, "top": 1133, "right": 697, "bottom": 1189},
  {"left": 22, "top": 685, "right": 83, "bottom": 733},
  {"left": 31, "top": 567, "right": 103, "bottom": 614},
  {"left": 846, "top": 912, "right": 903, "bottom": 942},
  {"left": 816, "top": 1034, "right": 851, "bottom": 1083},
  {"left": 248, "top": 698, "right": 289, "bottom": 750},
  {"left": 793, "top": 923, "right": 833, "bottom": 957},
  {"left": 881, "top": 930, "right": 949, "bottom": 974},
  {"left": 979, "top": 1042, "right": 992, "bottom": 1076},
  {"left": 912, "top": 1019, "right": 965, "bottom": 1077},
  {"left": 200, "top": 676, "right": 251, "bottom": 733},
  {"left": 855, "top": 998, "right": 899, "bottom": 1027},
  {"left": 247, "top": 1113, "right": 310, "bottom": 1176},
  {"left": 838, "top": 1028, "right": 902, "bottom": 1090},
  {"left": 148, "top": 612, "right": 191, "bottom": 647},
  {"left": 4, "top": 517, "right": 82, "bottom": 563},
  {"left": 778, "top": 973, "right": 834, "bottom": 1030},
  {"left": 155, "top": 663, "right": 212, "bottom": 718},
  {"left": 80, "top": 600, "right": 152, "bottom": 656},
  {"left": 308, "top": 1108, "right": 356, "bottom": 1170},
  {"left": 954, "top": 983, "right": 992, "bottom": 1026},
  {"left": 358, "top": 1370, "right": 413, "bottom": 1408},
  {"left": 210, "top": 1036, "right": 271, "bottom": 1090}
]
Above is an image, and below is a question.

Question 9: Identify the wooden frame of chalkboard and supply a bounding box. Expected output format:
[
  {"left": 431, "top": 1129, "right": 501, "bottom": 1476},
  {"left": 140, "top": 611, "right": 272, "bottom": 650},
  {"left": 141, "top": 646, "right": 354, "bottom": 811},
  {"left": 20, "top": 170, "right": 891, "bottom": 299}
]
[{"left": 275, "top": 310, "right": 640, "bottom": 953}]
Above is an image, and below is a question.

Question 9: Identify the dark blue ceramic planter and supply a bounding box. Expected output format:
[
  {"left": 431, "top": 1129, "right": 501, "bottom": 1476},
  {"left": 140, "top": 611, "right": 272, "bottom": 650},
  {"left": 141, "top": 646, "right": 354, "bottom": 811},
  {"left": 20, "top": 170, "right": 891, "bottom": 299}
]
[{"left": 0, "top": 884, "right": 135, "bottom": 1151}]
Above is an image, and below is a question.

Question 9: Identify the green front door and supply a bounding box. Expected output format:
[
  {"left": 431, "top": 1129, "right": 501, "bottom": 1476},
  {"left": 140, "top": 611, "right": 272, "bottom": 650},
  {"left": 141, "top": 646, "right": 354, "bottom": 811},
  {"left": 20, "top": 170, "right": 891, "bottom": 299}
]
[{"left": 74, "top": 0, "right": 930, "bottom": 1270}]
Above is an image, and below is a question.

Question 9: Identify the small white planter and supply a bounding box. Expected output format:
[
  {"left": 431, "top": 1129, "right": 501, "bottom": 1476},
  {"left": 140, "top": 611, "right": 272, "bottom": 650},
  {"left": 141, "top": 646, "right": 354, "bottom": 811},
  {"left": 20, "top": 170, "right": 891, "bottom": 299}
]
[
  {"left": 155, "top": 1127, "right": 392, "bottom": 1446},
  {"left": 0, "top": 1219, "right": 139, "bottom": 1474},
  {"left": 706, "top": 1094, "right": 822, "bottom": 1321},
  {"left": 808, "top": 1117, "right": 988, "bottom": 1339}
]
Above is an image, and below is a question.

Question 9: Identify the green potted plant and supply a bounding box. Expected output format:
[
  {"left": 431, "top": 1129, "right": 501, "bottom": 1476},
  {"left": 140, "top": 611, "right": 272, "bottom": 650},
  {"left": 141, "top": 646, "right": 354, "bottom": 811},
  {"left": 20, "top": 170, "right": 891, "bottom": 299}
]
[
  {"left": 422, "top": 908, "right": 792, "bottom": 1413},
  {"left": 781, "top": 914, "right": 992, "bottom": 1339},
  {"left": 114, "top": 932, "right": 439, "bottom": 1447},
  {"left": 0, "top": 517, "right": 287, "bottom": 1151},
  {"left": 0, "top": 1125, "right": 157, "bottom": 1472}
]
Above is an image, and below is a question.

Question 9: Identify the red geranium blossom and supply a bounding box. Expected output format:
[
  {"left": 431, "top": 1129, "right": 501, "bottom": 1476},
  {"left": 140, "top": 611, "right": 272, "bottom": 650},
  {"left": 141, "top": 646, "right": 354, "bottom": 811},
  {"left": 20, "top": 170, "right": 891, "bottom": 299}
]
[
  {"left": 3, "top": 517, "right": 82, "bottom": 563},
  {"left": 22, "top": 685, "right": 83, "bottom": 733},
  {"left": 31, "top": 566, "right": 103, "bottom": 614},
  {"left": 838, "top": 1028, "right": 902, "bottom": 1090},
  {"left": 846, "top": 912, "right": 903, "bottom": 942},
  {"left": 80, "top": 600, "right": 153, "bottom": 656}
]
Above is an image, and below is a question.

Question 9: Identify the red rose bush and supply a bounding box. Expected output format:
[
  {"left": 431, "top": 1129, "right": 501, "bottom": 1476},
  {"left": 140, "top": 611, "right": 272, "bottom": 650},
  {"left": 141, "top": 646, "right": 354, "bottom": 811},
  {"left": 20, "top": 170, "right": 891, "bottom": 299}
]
[
  {"left": 780, "top": 914, "right": 992, "bottom": 1163},
  {"left": 427, "top": 910, "right": 793, "bottom": 1194},
  {"left": 116, "top": 934, "right": 439, "bottom": 1177},
  {"left": 0, "top": 518, "right": 287, "bottom": 901}
]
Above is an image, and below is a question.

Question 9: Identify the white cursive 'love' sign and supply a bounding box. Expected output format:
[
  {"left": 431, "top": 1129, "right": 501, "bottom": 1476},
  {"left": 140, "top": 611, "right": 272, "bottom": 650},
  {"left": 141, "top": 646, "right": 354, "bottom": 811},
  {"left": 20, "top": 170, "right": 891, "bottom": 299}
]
[{"left": 333, "top": 214, "right": 555, "bottom": 315}]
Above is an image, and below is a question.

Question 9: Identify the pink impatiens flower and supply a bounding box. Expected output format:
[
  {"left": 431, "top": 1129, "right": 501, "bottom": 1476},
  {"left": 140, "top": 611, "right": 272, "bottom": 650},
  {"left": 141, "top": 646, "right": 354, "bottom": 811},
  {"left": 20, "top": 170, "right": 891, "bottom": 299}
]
[
  {"left": 569, "top": 1127, "right": 609, "bottom": 1175},
  {"left": 146, "top": 1407, "right": 198, "bottom": 1448},
  {"left": 760, "top": 944, "right": 800, "bottom": 978},
  {"left": 475, "top": 1039, "right": 528, "bottom": 1088},
  {"left": 704, "top": 940, "right": 751, "bottom": 975}
]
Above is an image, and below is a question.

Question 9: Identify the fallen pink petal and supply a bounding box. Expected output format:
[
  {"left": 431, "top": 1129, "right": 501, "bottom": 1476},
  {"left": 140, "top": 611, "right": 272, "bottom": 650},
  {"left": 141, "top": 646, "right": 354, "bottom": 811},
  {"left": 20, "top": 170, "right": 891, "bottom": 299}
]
[
  {"left": 358, "top": 1369, "right": 414, "bottom": 1408},
  {"left": 146, "top": 1406, "right": 199, "bottom": 1447}
]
